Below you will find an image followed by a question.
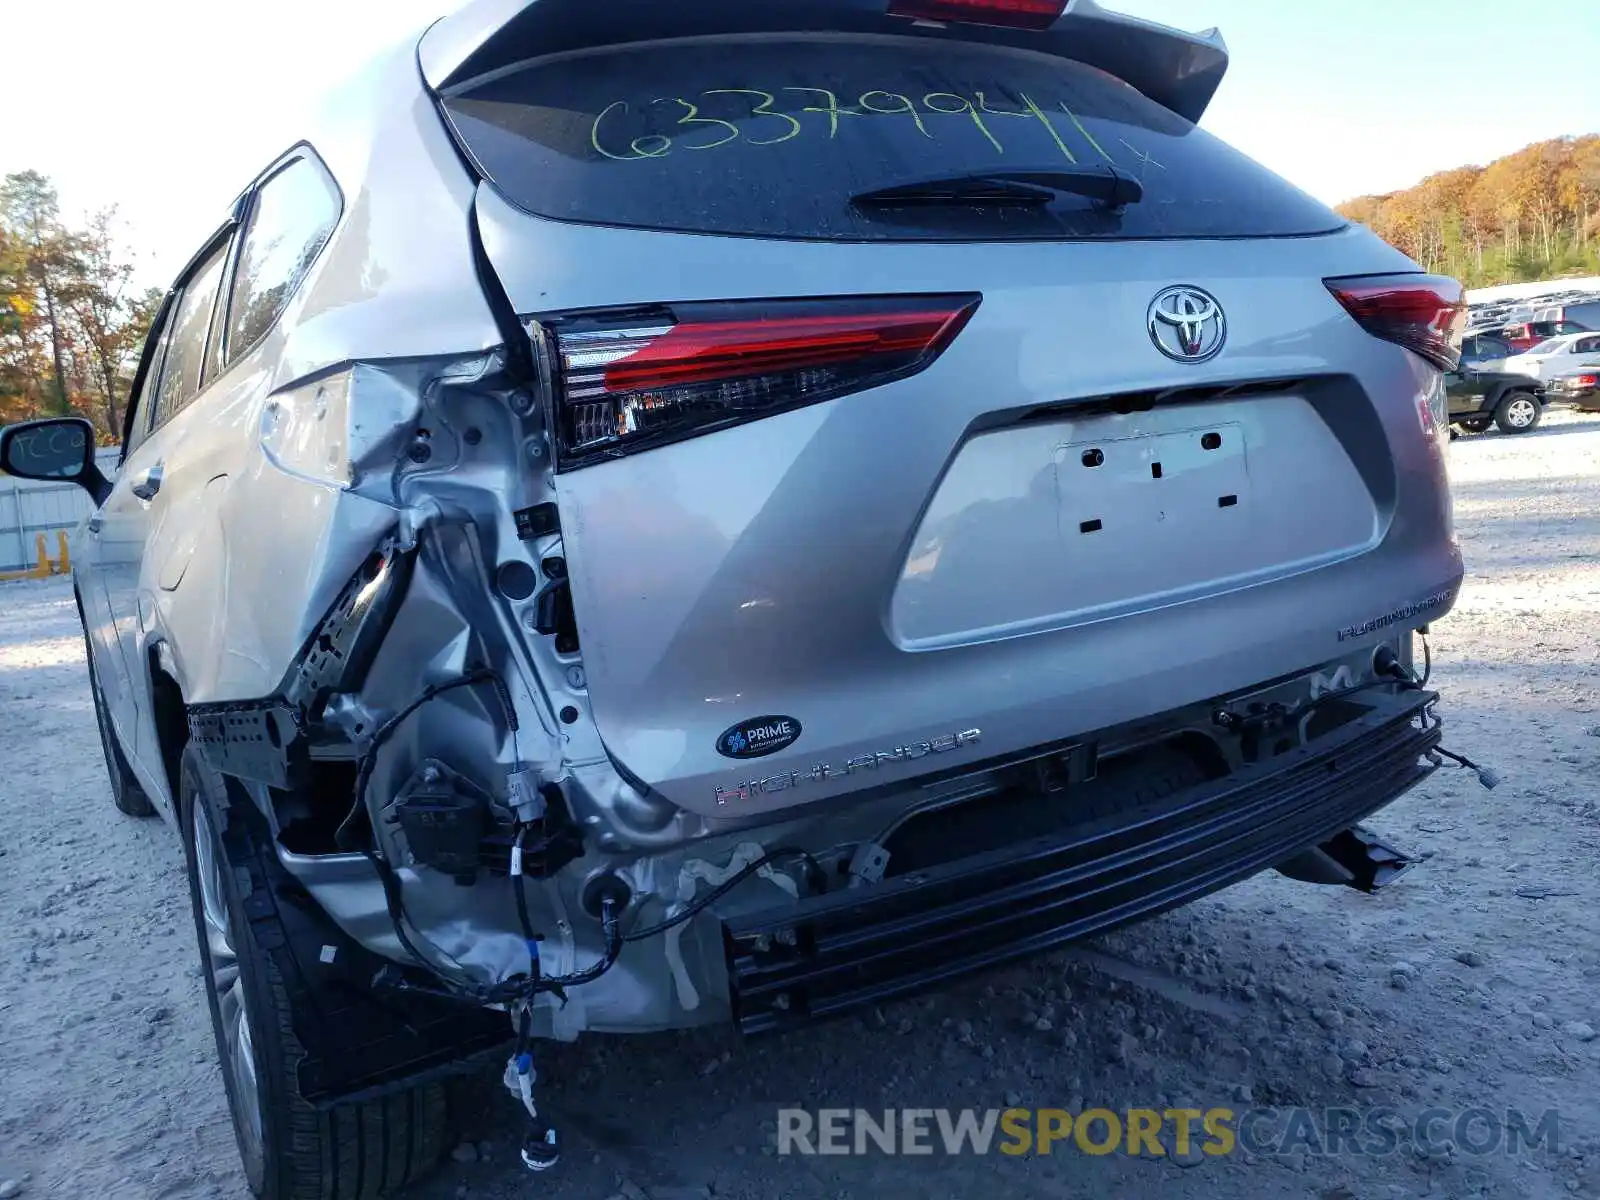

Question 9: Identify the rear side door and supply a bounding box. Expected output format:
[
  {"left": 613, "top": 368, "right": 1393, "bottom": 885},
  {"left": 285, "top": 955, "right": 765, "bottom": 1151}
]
[
  {"left": 99, "top": 233, "right": 233, "bottom": 764},
  {"left": 81, "top": 297, "right": 173, "bottom": 745}
]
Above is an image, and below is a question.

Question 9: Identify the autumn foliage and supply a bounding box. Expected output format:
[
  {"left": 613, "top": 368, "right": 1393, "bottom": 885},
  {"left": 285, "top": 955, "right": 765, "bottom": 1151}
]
[
  {"left": 1337, "top": 136, "right": 1600, "bottom": 287},
  {"left": 1, "top": 171, "right": 160, "bottom": 442}
]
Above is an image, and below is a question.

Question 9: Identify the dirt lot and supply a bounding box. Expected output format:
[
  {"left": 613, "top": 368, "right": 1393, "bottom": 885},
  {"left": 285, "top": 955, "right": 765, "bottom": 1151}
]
[{"left": 2, "top": 413, "right": 1598, "bottom": 1200}]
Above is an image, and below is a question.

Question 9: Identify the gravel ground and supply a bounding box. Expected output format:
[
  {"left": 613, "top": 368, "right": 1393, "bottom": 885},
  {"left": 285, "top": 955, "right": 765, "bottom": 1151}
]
[{"left": 2, "top": 412, "right": 1598, "bottom": 1200}]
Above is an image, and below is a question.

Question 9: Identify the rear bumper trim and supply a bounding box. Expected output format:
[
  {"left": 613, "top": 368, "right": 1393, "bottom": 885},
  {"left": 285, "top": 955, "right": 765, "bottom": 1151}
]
[{"left": 724, "top": 690, "right": 1440, "bottom": 1034}]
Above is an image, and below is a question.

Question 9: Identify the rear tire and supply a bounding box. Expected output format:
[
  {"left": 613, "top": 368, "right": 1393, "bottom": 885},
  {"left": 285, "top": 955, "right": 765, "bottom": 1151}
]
[
  {"left": 82, "top": 621, "right": 156, "bottom": 817},
  {"left": 1460, "top": 417, "right": 1492, "bottom": 434},
  {"left": 1495, "top": 392, "right": 1542, "bottom": 434},
  {"left": 179, "top": 744, "right": 450, "bottom": 1198}
]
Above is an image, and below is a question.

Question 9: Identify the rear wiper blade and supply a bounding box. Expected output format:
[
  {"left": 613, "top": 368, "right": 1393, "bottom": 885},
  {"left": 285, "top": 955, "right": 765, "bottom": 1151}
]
[{"left": 850, "top": 165, "right": 1143, "bottom": 211}]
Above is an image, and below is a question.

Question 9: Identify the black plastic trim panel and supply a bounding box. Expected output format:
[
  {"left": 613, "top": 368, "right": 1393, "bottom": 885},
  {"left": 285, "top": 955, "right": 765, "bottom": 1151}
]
[{"left": 725, "top": 690, "right": 1440, "bottom": 1034}]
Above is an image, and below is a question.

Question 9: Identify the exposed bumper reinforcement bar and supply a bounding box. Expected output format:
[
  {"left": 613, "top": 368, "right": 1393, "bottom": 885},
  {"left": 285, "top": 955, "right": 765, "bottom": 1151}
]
[{"left": 724, "top": 690, "right": 1440, "bottom": 1035}]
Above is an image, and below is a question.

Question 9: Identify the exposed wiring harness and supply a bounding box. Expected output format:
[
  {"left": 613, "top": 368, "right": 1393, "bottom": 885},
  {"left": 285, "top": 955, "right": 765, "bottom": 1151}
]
[
  {"left": 483, "top": 844, "right": 824, "bottom": 1004},
  {"left": 494, "top": 822, "right": 625, "bottom": 1006},
  {"left": 624, "top": 847, "right": 826, "bottom": 943},
  {"left": 335, "top": 659, "right": 829, "bottom": 1007},
  {"left": 1216, "top": 635, "right": 1438, "bottom": 749},
  {"left": 335, "top": 666, "right": 516, "bottom": 851},
  {"left": 1432, "top": 745, "right": 1500, "bottom": 789},
  {"left": 1414, "top": 631, "right": 1433, "bottom": 689},
  {"left": 377, "top": 837, "right": 824, "bottom": 1007},
  {"left": 336, "top": 667, "right": 517, "bottom": 987}
]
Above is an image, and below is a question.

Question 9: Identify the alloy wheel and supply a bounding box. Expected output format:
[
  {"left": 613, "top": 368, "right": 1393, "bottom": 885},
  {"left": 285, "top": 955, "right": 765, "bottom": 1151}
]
[
  {"left": 1505, "top": 397, "right": 1538, "bottom": 428},
  {"left": 193, "top": 801, "right": 265, "bottom": 1174}
]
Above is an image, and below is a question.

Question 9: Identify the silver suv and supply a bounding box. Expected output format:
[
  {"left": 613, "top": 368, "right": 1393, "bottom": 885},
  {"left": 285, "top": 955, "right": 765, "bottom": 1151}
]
[{"left": 0, "top": 0, "right": 1465, "bottom": 1194}]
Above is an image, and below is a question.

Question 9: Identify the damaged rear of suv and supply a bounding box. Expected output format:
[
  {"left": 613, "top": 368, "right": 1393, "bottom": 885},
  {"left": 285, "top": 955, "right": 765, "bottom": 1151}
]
[{"left": 0, "top": 0, "right": 1468, "bottom": 1194}]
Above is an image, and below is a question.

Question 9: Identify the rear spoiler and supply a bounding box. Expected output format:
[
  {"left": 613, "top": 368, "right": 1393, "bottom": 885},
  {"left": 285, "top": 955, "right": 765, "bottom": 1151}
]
[{"left": 417, "top": 0, "right": 1228, "bottom": 124}]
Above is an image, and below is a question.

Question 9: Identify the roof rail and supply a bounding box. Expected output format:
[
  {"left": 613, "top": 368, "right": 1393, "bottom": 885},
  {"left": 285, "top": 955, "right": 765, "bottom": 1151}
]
[{"left": 417, "top": 0, "right": 1228, "bottom": 124}]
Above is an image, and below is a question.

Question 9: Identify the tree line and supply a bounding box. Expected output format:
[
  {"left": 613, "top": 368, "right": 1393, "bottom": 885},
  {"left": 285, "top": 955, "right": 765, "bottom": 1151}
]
[
  {"left": 1, "top": 171, "right": 161, "bottom": 442},
  {"left": 1337, "top": 135, "right": 1600, "bottom": 288}
]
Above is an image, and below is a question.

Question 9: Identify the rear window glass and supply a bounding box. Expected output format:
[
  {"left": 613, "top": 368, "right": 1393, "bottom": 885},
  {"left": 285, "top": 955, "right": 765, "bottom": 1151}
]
[{"left": 440, "top": 34, "right": 1344, "bottom": 242}]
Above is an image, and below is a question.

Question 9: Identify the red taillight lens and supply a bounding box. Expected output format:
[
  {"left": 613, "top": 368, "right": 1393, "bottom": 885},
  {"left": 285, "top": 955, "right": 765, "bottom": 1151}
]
[
  {"left": 1573, "top": 374, "right": 1599, "bottom": 388},
  {"left": 545, "top": 295, "right": 980, "bottom": 467},
  {"left": 1324, "top": 273, "right": 1466, "bottom": 372},
  {"left": 887, "top": 0, "right": 1068, "bottom": 30}
]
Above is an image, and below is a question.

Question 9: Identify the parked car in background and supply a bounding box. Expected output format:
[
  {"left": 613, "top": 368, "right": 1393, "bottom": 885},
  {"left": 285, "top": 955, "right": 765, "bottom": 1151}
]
[
  {"left": 1498, "top": 319, "right": 1590, "bottom": 354},
  {"left": 1549, "top": 365, "right": 1600, "bottom": 413},
  {"left": 1503, "top": 331, "right": 1600, "bottom": 382},
  {"left": 1446, "top": 368, "right": 1545, "bottom": 434}
]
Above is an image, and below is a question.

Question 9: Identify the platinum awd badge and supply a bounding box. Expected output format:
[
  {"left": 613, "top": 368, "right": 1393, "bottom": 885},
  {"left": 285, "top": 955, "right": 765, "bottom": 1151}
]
[{"left": 716, "top": 728, "right": 982, "bottom": 805}]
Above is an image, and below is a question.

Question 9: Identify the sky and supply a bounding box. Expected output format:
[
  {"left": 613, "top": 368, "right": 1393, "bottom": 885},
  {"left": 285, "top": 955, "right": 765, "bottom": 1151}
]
[{"left": 5, "top": 0, "right": 1599, "bottom": 291}]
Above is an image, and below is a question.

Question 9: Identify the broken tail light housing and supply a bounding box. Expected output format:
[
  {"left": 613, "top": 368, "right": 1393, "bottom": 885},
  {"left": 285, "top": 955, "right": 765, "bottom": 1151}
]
[
  {"left": 887, "top": 0, "right": 1070, "bottom": 30},
  {"left": 1324, "top": 273, "right": 1466, "bottom": 372},
  {"left": 541, "top": 295, "right": 980, "bottom": 468}
]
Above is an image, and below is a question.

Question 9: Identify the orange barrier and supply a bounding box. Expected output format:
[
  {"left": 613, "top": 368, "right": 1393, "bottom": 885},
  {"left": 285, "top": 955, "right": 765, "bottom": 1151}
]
[{"left": 0, "top": 530, "right": 71, "bottom": 581}]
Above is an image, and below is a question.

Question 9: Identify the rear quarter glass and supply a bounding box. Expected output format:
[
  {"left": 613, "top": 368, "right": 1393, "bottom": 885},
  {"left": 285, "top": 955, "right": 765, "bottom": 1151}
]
[{"left": 438, "top": 33, "right": 1345, "bottom": 242}]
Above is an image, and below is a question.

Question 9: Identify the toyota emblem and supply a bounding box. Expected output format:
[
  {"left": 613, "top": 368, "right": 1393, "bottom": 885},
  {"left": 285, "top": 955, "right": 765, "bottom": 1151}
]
[{"left": 1147, "top": 285, "right": 1227, "bottom": 363}]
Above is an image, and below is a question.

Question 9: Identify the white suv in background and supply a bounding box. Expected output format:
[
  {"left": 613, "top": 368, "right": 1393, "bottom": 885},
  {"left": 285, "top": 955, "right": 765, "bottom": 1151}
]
[{"left": 1504, "top": 331, "right": 1600, "bottom": 382}]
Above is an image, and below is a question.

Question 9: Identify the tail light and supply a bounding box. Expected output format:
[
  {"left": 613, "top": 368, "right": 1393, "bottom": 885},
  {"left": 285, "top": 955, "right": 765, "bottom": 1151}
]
[
  {"left": 542, "top": 295, "right": 980, "bottom": 468},
  {"left": 1324, "top": 274, "right": 1466, "bottom": 372},
  {"left": 1572, "top": 373, "right": 1598, "bottom": 388},
  {"left": 887, "top": 0, "right": 1070, "bottom": 28}
]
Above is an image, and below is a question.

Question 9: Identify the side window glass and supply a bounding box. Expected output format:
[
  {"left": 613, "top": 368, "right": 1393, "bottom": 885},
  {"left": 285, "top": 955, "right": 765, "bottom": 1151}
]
[
  {"left": 124, "top": 314, "right": 174, "bottom": 457},
  {"left": 152, "top": 243, "right": 229, "bottom": 432},
  {"left": 203, "top": 276, "right": 230, "bottom": 384},
  {"left": 224, "top": 156, "right": 340, "bottom": 363}
]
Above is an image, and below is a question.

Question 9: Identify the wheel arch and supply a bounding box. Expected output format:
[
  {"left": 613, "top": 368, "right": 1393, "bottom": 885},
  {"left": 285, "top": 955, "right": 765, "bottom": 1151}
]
[{"left": 146, "top": 639, "right": 191, "bottom": 811}]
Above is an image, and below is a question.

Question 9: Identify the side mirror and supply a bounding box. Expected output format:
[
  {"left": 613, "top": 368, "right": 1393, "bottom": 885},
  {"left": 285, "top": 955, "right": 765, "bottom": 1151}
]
[{"left": 0, "top": 417, "right": 111, "bottom": 503}]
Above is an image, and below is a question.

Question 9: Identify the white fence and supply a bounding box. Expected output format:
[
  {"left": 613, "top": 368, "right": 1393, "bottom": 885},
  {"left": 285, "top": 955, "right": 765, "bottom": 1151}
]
[{"left": 0, "top": 447, "right": 119, "bottom": 573}]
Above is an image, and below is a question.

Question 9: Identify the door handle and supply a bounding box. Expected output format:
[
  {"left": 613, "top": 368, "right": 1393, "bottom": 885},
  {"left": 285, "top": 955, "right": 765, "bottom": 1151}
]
[
  {"left": 86, "top": 515, "right": 104, "bottom": 534},
  {"left": 131, "top": 463, "right": 164, "bottom": 501}
]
